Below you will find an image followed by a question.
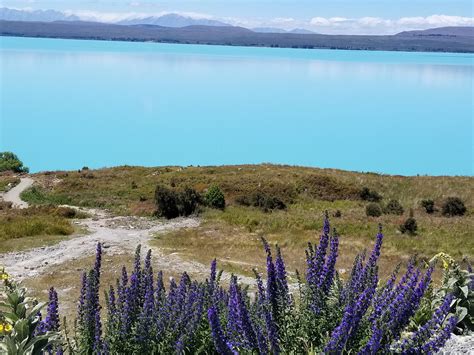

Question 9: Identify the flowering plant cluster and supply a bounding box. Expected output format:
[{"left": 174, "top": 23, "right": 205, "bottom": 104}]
[
  {"left": 2, "top": 216, "right": 466, "bottom": 354},
  {"left": 66, "top": 215, "right": 460, "bottom": 354}
]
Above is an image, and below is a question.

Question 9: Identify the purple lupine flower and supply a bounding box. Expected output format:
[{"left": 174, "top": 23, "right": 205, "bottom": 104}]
[
  {"left": 275, "top": 245, "right": 290, "bottom": 306},
  {"left": 326, "top": 273, "right": 377, "bottom": 353},
  {"left": 93, "top": 309, "right": 103, "bottom": 354},
  {"left": 262, "top": 238, "right": 279, "bottom": 322},
  {"left": 44, "top": 287, "right": 60, "bottom": 332},
  {"left": 358, "top": 323, "right": 383, "bottom": 355},
  {"left": 136, "top": 277, "right": 156, "bottom": 346},
  {"left": 306, "top": 215, "right": 330, "bottom": 288},
  {"left": 400, "top": 294, "right": 454, "bottom": 352},
  {"left": 77, "top": 271, "right": 87, "bottom": 323},
  {"left": 227, "top": 276, "right": 244, "bottom": 349},
  {"left": 208, "top": 306, "right": 234, "bottom": 355},
  {"left": 318, "top": 230, "right": 339, "bottom": 295},
  {"left": 94, "top": 242, "right": 102, "bottom": 280},
  {"left": 421, "top": 316, "right": 458, "bottom": 354}
]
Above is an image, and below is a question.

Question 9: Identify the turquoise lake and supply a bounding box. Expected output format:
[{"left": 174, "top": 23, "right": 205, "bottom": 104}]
[{"left": 1, "top": 36, "right": 472, "bottom": 175}]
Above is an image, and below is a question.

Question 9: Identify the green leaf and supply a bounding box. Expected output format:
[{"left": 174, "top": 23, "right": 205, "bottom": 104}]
[
  {"left": 460, "top": 285, "right": 469, "bottom": 298},
  {"left": 456, "top": 307, "right": 468, "bottom": 322}
]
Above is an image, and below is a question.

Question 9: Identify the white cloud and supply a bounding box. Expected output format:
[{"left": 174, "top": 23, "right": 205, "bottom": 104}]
[{"left": 308, "top": 15, "right": 474, "bottom": 34}]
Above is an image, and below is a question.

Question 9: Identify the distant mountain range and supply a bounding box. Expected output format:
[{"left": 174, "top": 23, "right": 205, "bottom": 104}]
[
  {"left": 252, "top": 27, "right": 316, "bottom": 35},
  {"left": 2, "top": 20, "right": 473, "bottom": 53},
  {"left": 1, "top": 7, "right": 473, "bottom": 39},
  {"left": 117, "top": 13, "right": 231, "bottom": 28},
  {"left": 396, "top": 26, "right": 474, "bottom": 37},
  {"left": 0, "top": 7, "right": 80, "bottom": 22}
]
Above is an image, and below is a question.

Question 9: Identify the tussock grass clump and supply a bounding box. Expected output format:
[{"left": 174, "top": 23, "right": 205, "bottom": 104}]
[{"left": 0, "top": 206, "right": 75, "bottom": 242}]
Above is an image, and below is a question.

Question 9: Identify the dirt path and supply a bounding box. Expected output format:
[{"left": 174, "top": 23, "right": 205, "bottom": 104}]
[
  {"left": 1, "top": 177, "right": 33, "bottom": 208},
  {"left": 1, "top": 176, "right": 256, "bottom": 288},
  {"left": 2, "top": 207, "right": 256, "bottom": 285}
]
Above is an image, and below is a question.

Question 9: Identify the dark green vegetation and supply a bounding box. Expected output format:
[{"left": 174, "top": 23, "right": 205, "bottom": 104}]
[
  {"left": 204, "top": 185, "right": 226, "bottom": 210},
  {"left": 154, "top": 185, "right": 201, "bottom": 219},
  {"left": 442, "top": 197, "right": 467, "bottom": 217},
  {"left": 2, "top": 20, "right": 474, "bottom": 53},
  {"left": 0, "top": 152, "right": 28, "bottom": 174},
  {"left": 21, "top": 165, "right": 473, "bottom": 279}
]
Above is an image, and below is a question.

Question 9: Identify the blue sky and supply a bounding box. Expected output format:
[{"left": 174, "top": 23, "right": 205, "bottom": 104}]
[{"left": 3, "top": 0, "right": 473, "bottom": 34}]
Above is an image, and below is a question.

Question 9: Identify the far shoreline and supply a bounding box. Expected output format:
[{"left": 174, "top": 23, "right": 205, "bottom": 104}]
[{"left": 1, "top": 20, "right": 473, "bottom": 54}]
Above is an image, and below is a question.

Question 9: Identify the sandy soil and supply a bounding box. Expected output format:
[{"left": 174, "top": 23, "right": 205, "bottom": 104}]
[{"left": 1, "top": 176, "right": 33, "bottom": 208}]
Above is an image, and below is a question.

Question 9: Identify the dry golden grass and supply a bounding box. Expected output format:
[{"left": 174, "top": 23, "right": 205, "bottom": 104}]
[
  {"left": 0, "top": 207, "right": 75, "bottom": 252},
  {"left": 151, "top": 202, "right": 473, "bottom": 281},
  {"left": 26, "top": 164, "right": 473, "bottom": 216},
  {"left": 0, "top": 174, "right": 20, "bottom": 192}
]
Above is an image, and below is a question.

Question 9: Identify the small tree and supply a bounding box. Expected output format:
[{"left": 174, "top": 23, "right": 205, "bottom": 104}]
[
  {"left": 421, "top": 199, "right": 435, "bottom": 214},
  {"left": 384, "top": 199, "right": 404, "bottom": 215},
  {"left": 360, "top": 187, "right": 382, "bottom": 202},
  {"left": 442, "top": 197, "right": 466, "bottom": 217},
  {"left": 0, "top": 152, "right": 29, "bottom": 173},
  {"left": 155, "top": 185, "right": 180, "bottom": 219},
  {"left": 366, "top": 203, "right": 382, "bottom": 217},
  {"left": 400, "top": 217, "right": 417, "bottom": 235},
  {"left": 205, "top": 185, "right": 226, "bottom": 210}
]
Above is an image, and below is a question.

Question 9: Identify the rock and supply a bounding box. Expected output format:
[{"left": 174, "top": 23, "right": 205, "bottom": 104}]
[{"left": 438, "top": 334, "right": 474, "bottom": 354}]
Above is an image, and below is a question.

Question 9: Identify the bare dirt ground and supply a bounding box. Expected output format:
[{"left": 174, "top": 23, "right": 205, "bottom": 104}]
[
  {"left": 1, "top": 178, "right": 256, "bottom": 286},
  {"left": 0, "top": 176, "right": 33, "bottom": 208}
]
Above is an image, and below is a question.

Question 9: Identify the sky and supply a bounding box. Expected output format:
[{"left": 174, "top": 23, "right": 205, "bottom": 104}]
[{"left": 2, "top": 0, "right": 473, "bottom": 34}]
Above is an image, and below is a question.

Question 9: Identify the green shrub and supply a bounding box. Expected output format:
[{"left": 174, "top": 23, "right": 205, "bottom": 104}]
[
  {"left": 400, "top": 217, "right": 417, "bottom": 235},
  {"left": 366, "top": 203, "right": 382, "bottom": 217},
  {"left": 421, "top": 199, "right": 435, "bottom": 214},
  {"left": 236, "top": 192, "right": 286, "bottom": 212},
  {"left": 384, "top": 199, "right": 404, "bottom": 215},
  {"left": 178, "top": 187, "right": 201, "bottom": 216},
  {"left": 360, "top": 187, "right": 382, "bottom": 202},
  {"left": 0, "top": 152, "right": 28, "bottom": 173},
  {"left": 155, "top": 185, "right": 200, "bottom": 219},
  {"left": 334, "top": 210, "right": 342, "bottom": 218},
  {"left": 205, "top": 185, "right": 226, "bottom": 210},
  {"left": 442, "top": 197, "right": 466, "bottom": 217}
]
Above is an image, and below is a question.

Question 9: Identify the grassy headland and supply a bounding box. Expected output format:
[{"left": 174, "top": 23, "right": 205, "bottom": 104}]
[{"left": 21, "top": 164, "right": 473, "bottom": 278}]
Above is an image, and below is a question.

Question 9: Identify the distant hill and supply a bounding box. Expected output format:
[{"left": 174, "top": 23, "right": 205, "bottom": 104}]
[
  {"left": 397, "top": 26, "right": 474, "bottom": 37},
  {"left": 253, "top": 27, "right": 316, "bottom": 35},
  {"left": 118, "top": 13, "right": 231, "bottom": 28},
  {"left": 0, "top": 7, "right": 79, "bottom": 22},
  {"left": 1, "top": 20, "right": 473, "bottom": 53}
]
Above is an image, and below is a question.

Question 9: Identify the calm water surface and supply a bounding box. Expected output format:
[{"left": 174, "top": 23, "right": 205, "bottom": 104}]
[{"left": 1, "top": 36, "right": 472, "bottom": 175}]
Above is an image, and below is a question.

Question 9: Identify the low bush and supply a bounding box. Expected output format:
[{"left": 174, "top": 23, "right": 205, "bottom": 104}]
[
  {"left": 360, "top": 187, "right": 382, "bottom": 202},
  {"left": 366, "top": 202, "right": 383, "bottom": 217},
  {"left": 204, "top": 185, "right": 226, "bottom": 210},
  {"left": 400, "top": 217, "right": 418, "bottom": 235},
  {"left": 6, "top": 218, "right": 460, "bottom": 354},
  {"left": 298, "top": 174, "right": 360, "bottom": 200},
  {"left": 421, "top": 199, "right": 435, "bottom": 214},
  {"left": 155, "top": 185, "right": 200, "bottom": 219},
  {"left": 0, "top": 201, "right": 12, "bottom": 210},
  {"left": 236, "top": 191, "right": 286, "bottom": 212},
  {"left": 384, "top": 199, "right": 404, "bottom": 215},
  {"left": 442, "top": 197, "right": 466, "bottom": 217},
  {"left": 0, "top": 152, "right": 29, "bottom": 173}
]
